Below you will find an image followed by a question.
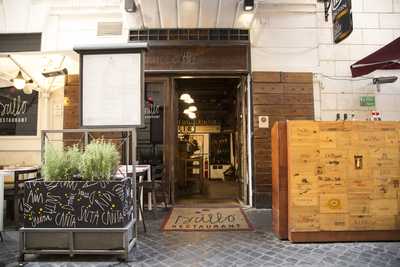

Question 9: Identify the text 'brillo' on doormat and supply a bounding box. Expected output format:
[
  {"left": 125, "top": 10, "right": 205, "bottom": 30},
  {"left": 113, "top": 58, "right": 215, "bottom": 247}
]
[{"left": 161, "top": 207, "right": 254, "bottom": 231}]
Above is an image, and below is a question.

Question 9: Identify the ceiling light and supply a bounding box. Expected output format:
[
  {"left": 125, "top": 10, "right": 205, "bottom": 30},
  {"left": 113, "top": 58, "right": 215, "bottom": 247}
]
[
  {"left": 185, "top": 97, "right": 194, "bottom": 104},
  {"left": 188, "top": 112, "right": 196, "bottom": 119},
  {"left": 12, "top": 71, "right": 26, "bottom": 90},
  {"left": 180, "top": 93, "right": 191, "bottom": 101},
  {"left": 183, "top": 108, "right": 191, "bottom": 114},
  {"left": 244, "top": 0, "right": 254, "bottom": 11},
  {"left": 188, "top": 106, "right": 197, "bottom": 112}
]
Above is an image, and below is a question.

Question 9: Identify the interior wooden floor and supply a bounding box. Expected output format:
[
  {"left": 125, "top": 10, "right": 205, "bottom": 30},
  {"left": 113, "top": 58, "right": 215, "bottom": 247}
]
[{"left": 176, "top": 180, "right": 240, "bottom": 205}]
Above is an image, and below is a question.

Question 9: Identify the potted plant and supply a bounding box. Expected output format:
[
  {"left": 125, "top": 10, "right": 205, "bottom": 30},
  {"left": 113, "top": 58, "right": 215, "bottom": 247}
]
[{"left": 23, "top": 140, "right": 133, "bottom": 228}]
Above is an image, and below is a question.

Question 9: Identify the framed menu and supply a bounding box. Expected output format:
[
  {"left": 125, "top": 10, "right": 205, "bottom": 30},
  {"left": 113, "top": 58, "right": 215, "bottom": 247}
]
[{"left": 74, "top": 44, "right": 147, "bottom": 128}]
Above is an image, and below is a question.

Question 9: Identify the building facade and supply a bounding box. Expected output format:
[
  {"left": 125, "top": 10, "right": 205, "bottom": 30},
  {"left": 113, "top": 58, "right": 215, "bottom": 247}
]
[{"left": 0, "top": 0, "right": 399, "bottom": 208}]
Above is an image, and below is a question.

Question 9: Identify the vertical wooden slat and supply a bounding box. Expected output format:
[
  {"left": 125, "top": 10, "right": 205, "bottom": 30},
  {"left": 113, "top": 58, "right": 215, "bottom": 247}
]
[{"left": 252, "top": 72, "right": 314, "bottom": 208}]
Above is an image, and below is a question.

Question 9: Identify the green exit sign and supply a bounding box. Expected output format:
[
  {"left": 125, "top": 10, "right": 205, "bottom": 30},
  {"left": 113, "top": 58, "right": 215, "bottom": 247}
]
[{"left": 360, "top": 96, "right": 375, "bottom": 107}]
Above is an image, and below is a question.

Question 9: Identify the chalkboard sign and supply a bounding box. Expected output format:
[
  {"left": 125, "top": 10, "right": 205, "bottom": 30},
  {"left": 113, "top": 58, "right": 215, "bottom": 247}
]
[
  {"left": 0, "top": 87, "right": 38, "bottom": 135},
  {"left": 23, "top": 178, "right": 133, "bottom": 228},
  {"left": 332, "top": 0, "right": 353, "bottom": 44}
]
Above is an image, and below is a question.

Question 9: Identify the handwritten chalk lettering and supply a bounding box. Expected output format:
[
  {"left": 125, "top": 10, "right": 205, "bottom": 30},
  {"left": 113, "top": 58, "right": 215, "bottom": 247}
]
[
  {"left": 59, "top": 181, "right": 79, "bottom": 191},
  {"left": 77, "top": 190, "right": 90, "bottom": 199},
  {"left": 78, "top": 206, "right": 100, "bottom": 225},
  {"left": 101, "top": 210, "right": 125, "bottom": 226},
  {"left": 55, "top": 212, "right": 76, "bottom": 228},
  {"left": 44, "top": 193, "right": 61, "bottom": 214},
  {"left": 113, "top": 184, "right": 126, "bottom": 202},
  {"left": 44, "top": 182, "right": 59, "bottom": 191},
  {"left": 23, "top": 202, "right": 33, "bottom": 213},
  {"left": 32, "top": 214, "right": 52, "bottom": 227},
  {"left": 82, "top": 181, "right": 100, "bottom": 189},
  {"left": 26, "top": 190, "right": 44, "bottom": 204}
]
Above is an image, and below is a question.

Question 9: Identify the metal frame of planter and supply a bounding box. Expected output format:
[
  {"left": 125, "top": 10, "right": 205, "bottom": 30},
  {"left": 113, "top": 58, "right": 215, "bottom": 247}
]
[{"left": 19, "top": 128, "right": 138, "bottom": 262}]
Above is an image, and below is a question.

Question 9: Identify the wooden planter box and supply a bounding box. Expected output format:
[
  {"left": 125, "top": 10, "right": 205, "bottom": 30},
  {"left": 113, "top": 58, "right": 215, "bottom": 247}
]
[{"left": 19, "top": 178, "right": 136, "bottom": 261}]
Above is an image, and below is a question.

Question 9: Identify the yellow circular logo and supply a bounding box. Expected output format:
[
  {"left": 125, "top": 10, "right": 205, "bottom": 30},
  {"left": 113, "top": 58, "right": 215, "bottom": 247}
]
[{"left": 328, "top": 199, "right": 341, "bottom": 209}]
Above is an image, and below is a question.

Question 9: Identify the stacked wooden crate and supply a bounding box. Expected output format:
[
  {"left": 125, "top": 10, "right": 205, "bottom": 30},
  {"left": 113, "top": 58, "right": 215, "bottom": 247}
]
[{"left": 282, "top": 121, "right": 400, "bottom": 242}]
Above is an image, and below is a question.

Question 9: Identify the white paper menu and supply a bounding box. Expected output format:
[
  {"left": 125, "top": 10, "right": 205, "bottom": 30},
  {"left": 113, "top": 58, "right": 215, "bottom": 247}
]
[{"left": 82, "top": 53, "right": 142, "bottom": 127}]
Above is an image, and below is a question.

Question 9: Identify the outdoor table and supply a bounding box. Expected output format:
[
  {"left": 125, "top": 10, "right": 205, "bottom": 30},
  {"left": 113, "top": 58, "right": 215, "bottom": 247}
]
[
  {"left": 0, "top": 166, "right": 39, "bottom": 235},
  {"left": 116, "top": 164, "right": 152, "bottom": 221}
]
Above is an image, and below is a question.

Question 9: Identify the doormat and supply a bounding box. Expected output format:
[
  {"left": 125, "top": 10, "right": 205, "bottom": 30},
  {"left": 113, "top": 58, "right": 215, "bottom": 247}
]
[{"left": 161, "top": 207, "right": 254, "bottom": 231}]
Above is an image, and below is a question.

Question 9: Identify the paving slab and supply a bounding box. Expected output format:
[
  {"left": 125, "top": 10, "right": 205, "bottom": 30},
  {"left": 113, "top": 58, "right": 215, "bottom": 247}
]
[{"left": 0, "top": 209, "right": 399, "bottom": 267}]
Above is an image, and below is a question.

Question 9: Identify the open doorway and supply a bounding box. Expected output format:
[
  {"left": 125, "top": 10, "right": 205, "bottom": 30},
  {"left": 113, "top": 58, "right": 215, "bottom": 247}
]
[{"left": 174, "top": 77, "right": 248, "bottom": 205}]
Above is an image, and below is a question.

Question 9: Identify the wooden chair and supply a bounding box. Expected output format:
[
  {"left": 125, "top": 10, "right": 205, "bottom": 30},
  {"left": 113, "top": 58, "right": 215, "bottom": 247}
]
[{"left": 4, "top": 168, "right": 41, "bottom": 228}]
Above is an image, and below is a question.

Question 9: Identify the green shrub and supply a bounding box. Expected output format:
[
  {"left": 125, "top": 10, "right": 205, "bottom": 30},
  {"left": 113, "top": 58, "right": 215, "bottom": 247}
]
[
  {"left": 79, "top": 139, "right": 120, "bottom": 181},
  {"left": 43, "top": 145, "right": 81, "bottom": 181}
]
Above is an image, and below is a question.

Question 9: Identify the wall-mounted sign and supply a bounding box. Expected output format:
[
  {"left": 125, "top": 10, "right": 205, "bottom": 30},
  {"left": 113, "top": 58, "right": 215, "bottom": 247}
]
[
  {"left": 0, "top": 87, "right": 38, "bottom": 135},
  {"left": 258, "top": 116, "right": 269, "bottom": 128},
  {"left": 74, "top": 43, "right": 147, "bottom": 128},
  {"left": 360, "top": 96, "right": 375, "bottom": 107},
  {"left": 332, "top": 0, "right": 353, "bottom": 44}
]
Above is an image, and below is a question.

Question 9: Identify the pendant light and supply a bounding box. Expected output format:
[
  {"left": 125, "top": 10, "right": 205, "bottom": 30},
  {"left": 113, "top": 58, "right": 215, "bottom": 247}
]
[
  {"left": 12, "top": 71, "right": 26, "bottom": 90},
  {"left": 188, "top": 112, "right": 196, "bottom": 119},
  {"left": 180, "top": 93, "right": 191, "bottom": 101},
  {"left": 185, "top": 97, "right": 194, "bottom": 104},
  {"left": 188, "top": 106, "right": 197, "bottom": 112}
]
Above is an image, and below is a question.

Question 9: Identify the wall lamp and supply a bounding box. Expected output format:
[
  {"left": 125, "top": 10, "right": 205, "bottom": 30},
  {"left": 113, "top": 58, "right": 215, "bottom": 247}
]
[
  {"left": 244, "top": 0, "right": 254, "bottom": 11},
  {"left": 373, "top": 76, "right": 398, "bottom": 92}
]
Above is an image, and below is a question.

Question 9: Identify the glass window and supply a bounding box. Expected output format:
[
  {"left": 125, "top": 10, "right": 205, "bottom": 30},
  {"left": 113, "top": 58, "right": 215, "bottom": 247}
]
[{"left": 137, "top": 82, "right": 164, "bottom": 165}]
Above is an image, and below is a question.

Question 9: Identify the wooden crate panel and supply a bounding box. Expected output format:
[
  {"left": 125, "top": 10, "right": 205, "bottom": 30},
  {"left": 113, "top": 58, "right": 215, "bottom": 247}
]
[
  {"left": 320, "top": 193, "right": 348, "bottom": 214},
  {"left": 372, "top": 177, "right": 398, "bottom": 199},
  {"left": 291, "top": 174, "right": 318, "bottom": 206},
  {"left": 373, "top": 215, "right": 397, "bottom": 230},
  {"left": 348, "top": 193, "right": 370, "bottom": 215},
  {"left": 370, "top": 199, "right": 398, "bottom": 216},
  {"left": 288, "top": 121, "right": 319, "bottom": 145},
  {"left": 290, "top": 207, "right": 319, "bottom": 232},
  {"left": 320, "top": 214, "right": 349, "bottom": 231},
  {"left": 349, "top": 215, "right": 374, "bottom": 230}
]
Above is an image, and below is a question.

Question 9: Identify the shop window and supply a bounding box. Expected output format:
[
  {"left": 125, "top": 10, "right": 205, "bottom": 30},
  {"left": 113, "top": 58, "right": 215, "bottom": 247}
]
[{"left": 137, "top": 82, "right": 164, "bottom": 165}]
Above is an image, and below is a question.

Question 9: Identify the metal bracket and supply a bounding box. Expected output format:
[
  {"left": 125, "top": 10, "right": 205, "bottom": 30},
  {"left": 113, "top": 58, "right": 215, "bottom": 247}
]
[{"left": 324, "top": 0, "right": 331, "bottom": 22}]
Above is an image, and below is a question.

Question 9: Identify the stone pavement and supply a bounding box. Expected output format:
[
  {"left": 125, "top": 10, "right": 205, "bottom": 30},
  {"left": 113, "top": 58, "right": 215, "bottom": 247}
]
[{"left": 0, "top": 209, "right": 399, "bottom": 267}]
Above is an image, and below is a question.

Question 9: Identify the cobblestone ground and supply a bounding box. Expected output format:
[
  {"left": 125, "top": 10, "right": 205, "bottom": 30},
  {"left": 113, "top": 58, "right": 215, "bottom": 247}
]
[{"left": 0, "top": 209, "right": 399, "bottom": 267}]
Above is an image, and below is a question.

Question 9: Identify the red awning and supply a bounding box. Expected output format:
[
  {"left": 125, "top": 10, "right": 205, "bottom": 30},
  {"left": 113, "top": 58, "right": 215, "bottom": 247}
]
[{"left": 351, "top": 37, "right": 400, "bottom": 77}]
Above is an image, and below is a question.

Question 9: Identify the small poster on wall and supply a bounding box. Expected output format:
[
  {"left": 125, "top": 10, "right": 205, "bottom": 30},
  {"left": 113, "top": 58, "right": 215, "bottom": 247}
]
[{"left": 0, "top": 87, "right": 38, "bottom": 135}]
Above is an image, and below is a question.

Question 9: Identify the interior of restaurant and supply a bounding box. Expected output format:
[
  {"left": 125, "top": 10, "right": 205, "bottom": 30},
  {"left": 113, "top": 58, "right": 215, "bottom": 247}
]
[{"left": 174, "top": 77, "right": 244, "bottom": 204}]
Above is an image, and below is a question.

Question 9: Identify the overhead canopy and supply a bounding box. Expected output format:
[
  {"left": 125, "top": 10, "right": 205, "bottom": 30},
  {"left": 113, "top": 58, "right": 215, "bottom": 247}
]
[{"left": 351, "top": 37, "right": 400, "bottom": 77}]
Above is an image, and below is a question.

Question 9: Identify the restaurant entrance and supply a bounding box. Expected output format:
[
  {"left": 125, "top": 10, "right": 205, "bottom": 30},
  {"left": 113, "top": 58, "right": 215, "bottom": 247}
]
[
  {"left": 137, "top": 75, "right": 250, "bottom": 206},
  {"left": 174, "top": 77, "right": 249, "bottom": 205}
]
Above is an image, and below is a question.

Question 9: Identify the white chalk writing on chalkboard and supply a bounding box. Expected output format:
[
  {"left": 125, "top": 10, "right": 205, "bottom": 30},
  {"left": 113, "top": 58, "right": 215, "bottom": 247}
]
[{"left": 55, "top": 212, "right": 77, "bottom": 228}]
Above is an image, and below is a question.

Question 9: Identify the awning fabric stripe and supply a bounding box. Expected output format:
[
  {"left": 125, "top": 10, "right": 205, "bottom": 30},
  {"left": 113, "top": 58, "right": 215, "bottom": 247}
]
[{"left": 350, "top": 37, "right": 400, "bottom": 78}]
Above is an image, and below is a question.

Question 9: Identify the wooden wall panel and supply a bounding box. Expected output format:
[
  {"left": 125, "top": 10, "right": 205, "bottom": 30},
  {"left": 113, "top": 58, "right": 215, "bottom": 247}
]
[
  {"left": 252, "top": 72, "right": 314, "bottom": 208},
  {"left": 286, "top": 121, "right": 400, "bottom": 242}
]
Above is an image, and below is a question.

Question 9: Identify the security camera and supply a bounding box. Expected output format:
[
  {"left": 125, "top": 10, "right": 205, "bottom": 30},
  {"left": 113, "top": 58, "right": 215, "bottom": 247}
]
[
  {"left": 372, "top": 76, "right": 398, "bottom": 85},
  {"left": 42, "top": 68, "right": 68, "bottom": 78}
]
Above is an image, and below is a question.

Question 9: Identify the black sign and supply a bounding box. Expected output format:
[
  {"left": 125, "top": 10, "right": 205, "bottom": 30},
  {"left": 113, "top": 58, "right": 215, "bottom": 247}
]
[
  {"left": 24, "top": 179, "right": 133, "bottom": 228},
  {"left": 332, "top": 0, "right": 353, "bottom": 44},
  {"left": 0, "top": 87, "right": 38, "bottom": 135}
]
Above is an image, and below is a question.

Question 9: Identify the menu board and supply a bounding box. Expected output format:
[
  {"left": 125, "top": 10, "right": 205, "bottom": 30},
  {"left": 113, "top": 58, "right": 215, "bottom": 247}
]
[
  {"left": 81, "top": 53, "right": 143, "bottom": 127},
  {"left": 0, "top": 87, "right": 38, "bottom": 135}
]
